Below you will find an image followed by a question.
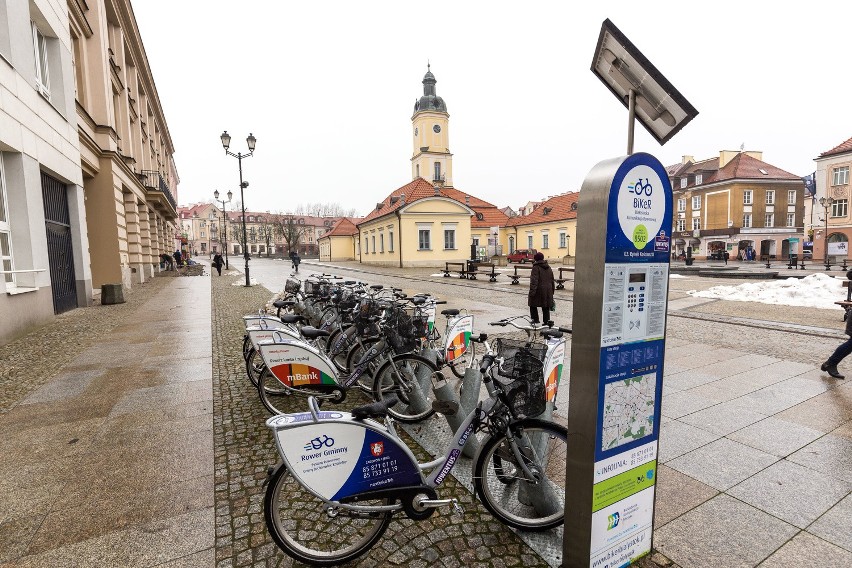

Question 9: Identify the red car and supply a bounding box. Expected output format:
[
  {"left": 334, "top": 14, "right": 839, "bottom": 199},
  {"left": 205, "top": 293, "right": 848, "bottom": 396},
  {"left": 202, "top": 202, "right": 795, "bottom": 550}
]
[{"left": 507, "top": 249, "right": 538, "bottom": 263}]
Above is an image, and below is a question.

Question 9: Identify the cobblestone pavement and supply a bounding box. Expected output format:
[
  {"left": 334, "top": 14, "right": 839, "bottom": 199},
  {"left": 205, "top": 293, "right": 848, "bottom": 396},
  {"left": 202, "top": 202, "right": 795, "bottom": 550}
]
[{"left": 210, "top": 271, "right": 551, "bottom": 567}]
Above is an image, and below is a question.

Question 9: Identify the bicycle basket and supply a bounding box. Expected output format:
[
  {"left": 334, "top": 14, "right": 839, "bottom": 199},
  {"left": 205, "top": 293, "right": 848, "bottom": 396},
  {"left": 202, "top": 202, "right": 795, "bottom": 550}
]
[
  {"left": 354, "top": 298, "right": 382, "bottom": 334},
  {"left": 492, "top": 339, "right": 546, "bottom": 373},
  {"left": 383, "top": 307, "right": 419, "bottom": 353},
  {"left": 284, "top": 278, "right": 301, "bottom": 294},
  {"left": 304, "top": 279, "right": 331, "bottom": 297},
  {"left": 495, "top": 351, "right": 545, "bottom": 417}
]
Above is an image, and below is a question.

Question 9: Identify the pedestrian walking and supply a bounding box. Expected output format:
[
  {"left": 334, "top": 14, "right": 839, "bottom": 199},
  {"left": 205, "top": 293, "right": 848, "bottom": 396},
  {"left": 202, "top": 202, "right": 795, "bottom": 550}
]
[
  {"left": 528, "top": 252, "right": 555, "bottom": 325},
  {"left": 292, "top": 252, "right": 301, "bottom": 273},
  {"left": 160, "top": 253, "right": 174, "bottom": 270},
  {"left": 723, "top": 251, "right": 729, "bottom": 265},
  {"left": 173, "top": 249, "right": 182, "bottom": 267},
  {"left": 821, "top": 271, "right": 852, "bottom": 379},
  {"left": 212, "top": 253, "right": 224, "bottom": 276}
]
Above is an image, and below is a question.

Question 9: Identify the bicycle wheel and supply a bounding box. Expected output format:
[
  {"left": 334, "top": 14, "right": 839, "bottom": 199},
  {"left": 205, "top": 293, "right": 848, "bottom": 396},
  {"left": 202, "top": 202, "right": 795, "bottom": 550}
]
[
  {"left": 473, "top": 418, "right": 567, "bottom": 531},
  {"left": 372, "top": 354, "right": 437, "bottom": 423},
  {"left": 245, "top": 347, "right": 265, "bottom": 387},
  {"left": 257, "top": 368, "right": 293, "bottom": 415},
  {"left": 242, "top": 335, "right": 252, "bottom": 361},
  {"left": 264, "top": 464, "right": 392, "bottom": 566},
  {"left": 445, "top": 339, "right": 475, "bottom": 379}
]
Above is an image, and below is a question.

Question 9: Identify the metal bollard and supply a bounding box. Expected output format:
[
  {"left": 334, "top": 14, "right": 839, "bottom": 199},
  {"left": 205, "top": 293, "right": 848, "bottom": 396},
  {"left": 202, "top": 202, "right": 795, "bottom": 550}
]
[
  {"left": 401, "top": 349, "right": 436, "bottom": 417},
  {"left": 429, "top": 350, "right": 480, "bottom": 457}
]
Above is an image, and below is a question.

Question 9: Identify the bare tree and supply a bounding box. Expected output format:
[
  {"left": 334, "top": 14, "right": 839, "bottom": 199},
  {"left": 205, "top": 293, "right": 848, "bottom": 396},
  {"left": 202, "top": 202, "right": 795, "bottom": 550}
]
[
  {"left": 293, "top": 202, "right": 358, "bottom": 218},
  {"left": 273, "top": 214, "right": 306, "bottom": 256},
  {"left": 257, "top": 214, "right": 277, "bottom": 257}
]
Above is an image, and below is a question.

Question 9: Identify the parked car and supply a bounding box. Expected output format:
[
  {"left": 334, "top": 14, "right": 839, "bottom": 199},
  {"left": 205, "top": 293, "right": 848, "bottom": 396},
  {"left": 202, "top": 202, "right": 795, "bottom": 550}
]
[
  {"left": 803, "top": 249, "right": 813, "bottom": 259},
  {"left": 507, "top": 249, "right": 538, "bottom": 263}
]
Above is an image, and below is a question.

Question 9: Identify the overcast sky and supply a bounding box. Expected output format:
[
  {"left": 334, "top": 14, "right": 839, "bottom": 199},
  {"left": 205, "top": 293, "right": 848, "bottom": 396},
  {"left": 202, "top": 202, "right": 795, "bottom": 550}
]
[{"left": 133, "top": 1, "right": 851, "bottom": 216}]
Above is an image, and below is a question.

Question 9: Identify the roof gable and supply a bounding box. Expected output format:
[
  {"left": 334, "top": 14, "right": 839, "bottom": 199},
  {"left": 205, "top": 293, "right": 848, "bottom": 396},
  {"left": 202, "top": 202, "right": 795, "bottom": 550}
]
[{"left": 507, "top": 192, "right": 579, "bottom": 227}]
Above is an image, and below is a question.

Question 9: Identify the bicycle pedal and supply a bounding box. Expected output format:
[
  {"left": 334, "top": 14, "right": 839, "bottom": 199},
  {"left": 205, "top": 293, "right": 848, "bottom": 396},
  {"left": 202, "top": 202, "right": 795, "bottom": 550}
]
[{"left": 431, "top": 399, "right": 459, "bottom": 416}]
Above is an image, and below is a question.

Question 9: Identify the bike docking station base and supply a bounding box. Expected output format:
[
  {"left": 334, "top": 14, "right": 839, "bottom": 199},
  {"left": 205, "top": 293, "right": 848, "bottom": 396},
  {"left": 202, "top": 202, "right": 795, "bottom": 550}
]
[{"left": 563, "top": 19, "right": 697, "bottom": 568}]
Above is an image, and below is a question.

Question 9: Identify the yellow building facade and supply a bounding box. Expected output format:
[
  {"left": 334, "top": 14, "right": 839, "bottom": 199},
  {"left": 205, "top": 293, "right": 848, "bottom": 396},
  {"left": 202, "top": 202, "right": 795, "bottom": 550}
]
[{"left": 506, "top": 192, "right": 579, "bottom": 262}]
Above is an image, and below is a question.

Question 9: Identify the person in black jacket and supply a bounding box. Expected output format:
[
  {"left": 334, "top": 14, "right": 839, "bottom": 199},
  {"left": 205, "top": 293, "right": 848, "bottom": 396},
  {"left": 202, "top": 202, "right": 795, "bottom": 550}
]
[
  {"left": 212, "top": 253, "right": 224, "bottom": 276},
  {"left": 528, "top": 252, "right": 555, "bottom": 324},
  {"left": 821, "top": 270, "right": 852, "bottom": 379}
]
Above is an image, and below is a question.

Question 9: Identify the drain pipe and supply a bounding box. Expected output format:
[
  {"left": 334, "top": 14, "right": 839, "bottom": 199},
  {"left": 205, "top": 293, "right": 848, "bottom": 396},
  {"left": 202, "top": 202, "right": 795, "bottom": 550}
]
[{"left": 396, "top": 210, "right": 403, "bottom": 268}]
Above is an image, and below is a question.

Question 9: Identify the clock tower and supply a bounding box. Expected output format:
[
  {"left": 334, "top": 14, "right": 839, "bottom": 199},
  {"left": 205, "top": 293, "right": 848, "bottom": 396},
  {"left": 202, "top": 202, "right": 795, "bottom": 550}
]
[{"left": 411, "top": 65, "right": 453, "bottom": 187}]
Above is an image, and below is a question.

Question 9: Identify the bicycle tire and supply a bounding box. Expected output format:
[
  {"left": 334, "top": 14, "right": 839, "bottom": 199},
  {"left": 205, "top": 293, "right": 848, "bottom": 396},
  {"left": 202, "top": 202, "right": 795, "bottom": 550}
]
[
  {"left": 446, "top": 339, "right": 475, "bottom": 379},
  {"left": 245, "top": 347, "right": 265, "bottom": 387},
  {"left": 242, "top": 335, "right": 252, "bottom": 361},
  {"left": 473, "top": 418, "right": 567, "bottom": 530},
  {"left": 257, "top": 369, "right": 294, "bottom": 415},
  {"left": 371, "top": 354, "right": 437, "bottom": 423},
  {"left": 264, "top": 464, "right": 392, "bottom": 566}
]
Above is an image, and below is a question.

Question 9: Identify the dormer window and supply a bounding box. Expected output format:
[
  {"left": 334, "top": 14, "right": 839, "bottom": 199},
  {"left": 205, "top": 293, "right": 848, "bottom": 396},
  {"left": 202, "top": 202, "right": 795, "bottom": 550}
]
[
  {"left": 695, "top": 174, "right": 703, "bottom": 185},
  {"left": 680, "top": 178, "right": 687, "bottom": 189}
]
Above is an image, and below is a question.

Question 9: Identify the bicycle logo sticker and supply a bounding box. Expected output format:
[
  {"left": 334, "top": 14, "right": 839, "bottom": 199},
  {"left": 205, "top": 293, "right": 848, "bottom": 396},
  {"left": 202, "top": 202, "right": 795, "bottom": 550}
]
[
  {"left": 304, "top": 434, "right": 335, "bottom": 451},
  {"left": 370, "top": 442, "right": 384, "bottom": 457},
  {"left": 616, "top": 165, "right": 665, "bottom": 251}
]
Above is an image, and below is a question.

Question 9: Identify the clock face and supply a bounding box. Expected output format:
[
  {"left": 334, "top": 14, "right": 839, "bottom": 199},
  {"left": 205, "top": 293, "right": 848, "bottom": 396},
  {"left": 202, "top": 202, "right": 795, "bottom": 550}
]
[
  {"left": 414, "top": 128, "right": 418, "bottom": 136},
  {"left": 433, "top": 124, "right": 441, "bottom": 133}
]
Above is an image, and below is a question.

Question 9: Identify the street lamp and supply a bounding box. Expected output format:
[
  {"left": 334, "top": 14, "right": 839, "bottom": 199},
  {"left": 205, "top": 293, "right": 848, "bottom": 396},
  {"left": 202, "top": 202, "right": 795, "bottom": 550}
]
[
  {"left": 819, "top": 196, "right": 835, "bottom": 271},
  {"left": 221, "top": 131, "right": 257, "bottom": 286},
  {"left": 214, "top": 189, "right": 233, "bottom": 269}
]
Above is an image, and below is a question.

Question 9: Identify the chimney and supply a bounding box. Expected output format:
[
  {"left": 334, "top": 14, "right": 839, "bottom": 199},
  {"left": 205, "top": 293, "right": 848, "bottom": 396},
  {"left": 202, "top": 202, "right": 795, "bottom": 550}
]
[
  {"left": 682, "top": 155, "right": 694, "bottom": 165},
  {"left": 434, "top": 187, "right": 440, "bottom": 195},
  {"left": 465, "top": 195, "right": 470, "bottom": 204}
]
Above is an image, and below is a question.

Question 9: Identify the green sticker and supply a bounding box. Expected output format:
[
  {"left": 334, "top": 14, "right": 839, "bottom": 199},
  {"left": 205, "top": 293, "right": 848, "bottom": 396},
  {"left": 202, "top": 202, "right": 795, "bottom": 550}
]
[{"left": 632, "top": 225, "right": 648, "bottom": 249}]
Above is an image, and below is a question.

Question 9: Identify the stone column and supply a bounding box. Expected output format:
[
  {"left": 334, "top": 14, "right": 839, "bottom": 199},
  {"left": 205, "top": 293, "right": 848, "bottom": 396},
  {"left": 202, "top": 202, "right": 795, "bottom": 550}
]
[
  {"left": 138, "top": 205, "right": 153, "bottom": 279},
  {"left": 123, "top": 191, "right": 143, "bottom": 285}
]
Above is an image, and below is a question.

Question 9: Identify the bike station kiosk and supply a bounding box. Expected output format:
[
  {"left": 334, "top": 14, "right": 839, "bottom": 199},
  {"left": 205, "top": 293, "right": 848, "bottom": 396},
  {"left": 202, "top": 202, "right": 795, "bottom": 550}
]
[{"left": 564, "top": 20, "right": 697, "bottom": 568}]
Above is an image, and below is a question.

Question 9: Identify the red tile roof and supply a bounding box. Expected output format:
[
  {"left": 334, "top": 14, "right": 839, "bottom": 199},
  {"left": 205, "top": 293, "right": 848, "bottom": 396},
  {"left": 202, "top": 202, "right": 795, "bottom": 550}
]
[
  {"left": 323, "top": 217, "right": 361, "bottom": 237},
  {"left": 506, "top": 192, "right": 580, "bottom": 227},
  {"left": 358, "top": 178, "right": 508, "bottom": 228},
  {"left": 671, "top": 152, "right": 800, "bottom": 191},
  {"left": 820, "top": 136, "right": 852, "bottom": 158}
]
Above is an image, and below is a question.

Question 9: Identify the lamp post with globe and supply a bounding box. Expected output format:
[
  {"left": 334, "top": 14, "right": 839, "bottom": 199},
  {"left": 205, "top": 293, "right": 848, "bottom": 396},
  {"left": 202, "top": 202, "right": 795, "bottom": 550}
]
[
  {"left": 213, "top": 189, "right": 232, "bottom": 270},
  {"left": 819, "top": 196, "right": 835, "bottom": 271},
  {"left": 220, "top": 131, "right": 256, "bottom": 286}
]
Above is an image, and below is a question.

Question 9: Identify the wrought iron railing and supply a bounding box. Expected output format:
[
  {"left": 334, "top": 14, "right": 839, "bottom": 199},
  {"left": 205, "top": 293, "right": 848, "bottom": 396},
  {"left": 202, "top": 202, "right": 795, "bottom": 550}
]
[{"left": 139, "top": 170, "right": 177, "bottom": 211}]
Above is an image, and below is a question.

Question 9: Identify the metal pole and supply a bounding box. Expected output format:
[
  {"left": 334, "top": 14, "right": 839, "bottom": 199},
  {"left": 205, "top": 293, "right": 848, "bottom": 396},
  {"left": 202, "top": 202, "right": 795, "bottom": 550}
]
[
  {"left": 627, "top": 89, "right": 636, "bottom": 156},
  {"left": 223, "top": 203, "right": 229, "bottom": 269},
  {"left": 239, "top": 153, "right": 250, "bottom": 286},
  {"left": 825, "top": 203, "right": 831, "bottom": 271}
]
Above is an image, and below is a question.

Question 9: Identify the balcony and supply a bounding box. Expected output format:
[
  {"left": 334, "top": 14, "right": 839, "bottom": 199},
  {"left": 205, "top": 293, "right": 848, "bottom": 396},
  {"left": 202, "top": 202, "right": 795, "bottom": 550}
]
[{"left": 138, "top": 170, "right": 177, "bottom": 218}]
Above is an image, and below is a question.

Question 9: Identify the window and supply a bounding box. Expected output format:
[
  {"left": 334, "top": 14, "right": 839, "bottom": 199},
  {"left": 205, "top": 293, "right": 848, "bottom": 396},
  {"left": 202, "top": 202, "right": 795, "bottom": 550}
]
[
  {"left": 0, "top": 160, "right": 13, "bottom": 286},
  {"left": 371, "top": 235, "right": 375, "bottom": 253},
  {"left": 210, "top": 213, "right": 216, "bottom": 219},
  {"left": 695, "top": 174, "right": 703, "bottom": 185},
  {"left": 472, "top": 236, "right": 479, "bottom": 246},
  {"left": 833, "top": 166, "right": 849, "bottom": 186},
  {"left": 418, "top": 229, "right": 431, "bottom": 250},
  {"left": 691, "top": 217, "right": 700, "bottom": 231},
  {"left": 788, "top": 190, "right": 796, "bottom": 204},
  {"left": 444, "top": 229, "right": 455, "bottom": 250},
  {"left": 677, "top": 199, "right": 686, "bottom": 212},
  {"left": 676, "top": 219, "right": 685, "bottom": 232},
  {"left": 201, "top": 221, "right": 206, "bottom": 227},
  {"left": 542, "top": 234, "right": 549, "bottom": 249},
  {"left": 743, "top": 213, "right": 752, "bottom": 228},
  {"left": 559, "top": 232, "right": 567, "bottom": 248},
  {"left": 389, "top": 232, "right": 394, "bottom": 252},
  {"left": 680, "top": 178, "right": 687, "bottom": 189},
  {"left": 832, "top": 199, "right": 848, "bottom": 218},
  {"left": 433, "top": 162, "right": 441, "bottom": 181},
  {"left": 692, "top": 196, "right": 701, "bottom": 210},
  {"left": 32, "top": 23, "right": 50, "bottom": 99},
  {"left": 764, "top": 214, "right": 774, "bottom": 227},
  {"left": 743, "top": 190, "right": 753, "bottom": 205},
  {"left": 527, "top": 235, "right": 533, "bottom": 249},
  {"left": 765, "top": 190, "right": 774, "bottom": 205},
  {"left": 416, "top": 164, "right": 420, "bottom": 178},
  {"left": 786, "top": 213, "right": 795, "bottom": 227},
  {"left": 379, "top": 234, "right": 384, "bottom": 253},
  {"left": 363, "top": 233, "right": 369, "bottom": 253},
  {"left": 201, "top": 231, "right": 205, "bottom": 237}
]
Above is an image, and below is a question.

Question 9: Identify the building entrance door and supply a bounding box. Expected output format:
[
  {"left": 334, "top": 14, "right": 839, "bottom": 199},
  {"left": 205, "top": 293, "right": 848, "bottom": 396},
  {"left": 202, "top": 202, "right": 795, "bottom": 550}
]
[{"left": 42, "top": 172, "right": 78, "bottom": 314}]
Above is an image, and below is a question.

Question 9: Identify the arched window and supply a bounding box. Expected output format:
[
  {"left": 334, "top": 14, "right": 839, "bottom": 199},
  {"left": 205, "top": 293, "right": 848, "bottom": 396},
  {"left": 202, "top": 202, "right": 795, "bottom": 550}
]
[
  {"left": 434, "top": 162, "right": 441, "bottom": 181},
  {"left": 416, "top": 164, "right": 420, "bottom": 178}
]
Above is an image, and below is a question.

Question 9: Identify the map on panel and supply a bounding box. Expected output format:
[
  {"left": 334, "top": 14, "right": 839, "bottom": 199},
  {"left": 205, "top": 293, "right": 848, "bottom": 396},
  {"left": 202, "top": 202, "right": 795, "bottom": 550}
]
[{"left": 601, "top": 373, "right": 656, "bottom": 451}]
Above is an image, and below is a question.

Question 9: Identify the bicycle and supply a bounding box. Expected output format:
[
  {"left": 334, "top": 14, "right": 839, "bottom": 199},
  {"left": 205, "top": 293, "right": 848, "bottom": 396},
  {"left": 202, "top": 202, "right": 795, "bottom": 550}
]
[
  {"left": 263, "top": 346, "right": 568, "bottom": 565},
  {"left": 414, "top": 295, "right": 474, "bottom": 379}
]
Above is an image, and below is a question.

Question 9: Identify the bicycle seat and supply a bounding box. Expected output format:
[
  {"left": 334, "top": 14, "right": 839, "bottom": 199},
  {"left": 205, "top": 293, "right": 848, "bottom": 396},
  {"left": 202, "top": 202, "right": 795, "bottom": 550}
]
[
  {"left": 273, "top": 299, "right": 295, "bottom": 308},
  {"left": 351, "top": 396, "right": 399, "bottom": 420},
  {"left": 370, "top": 285, "right": 384, "bottom": 291},
  {"left": 344, "top": 280, "right": 357, "bottom": 285},
  {"left": 300, "top": 326, "right": 330, "bottom": 340},
  {"left": 280, "top": 314, "right": 305, "bottom": 325},
  {"left": 540, "top": 328, "right": 563, "bottom": 339},
  {"left": 441, "top": 309, "right": 460, "bottom": 317},
  {"left": 410, "top": 296, "right": 427, "bottom": 306}
]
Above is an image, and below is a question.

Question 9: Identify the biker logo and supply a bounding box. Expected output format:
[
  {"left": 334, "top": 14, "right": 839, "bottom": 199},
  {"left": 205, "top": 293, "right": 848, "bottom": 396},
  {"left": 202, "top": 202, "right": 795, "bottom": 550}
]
[{"left": 370, "top": 441, "right": 384, "bottom": 457}]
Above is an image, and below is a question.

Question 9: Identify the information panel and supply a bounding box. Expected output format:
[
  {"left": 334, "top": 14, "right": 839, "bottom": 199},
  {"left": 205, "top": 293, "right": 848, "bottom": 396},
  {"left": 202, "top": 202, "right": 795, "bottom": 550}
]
[{"left": 565, "top": 152, "right": 672, "bottom": 568}]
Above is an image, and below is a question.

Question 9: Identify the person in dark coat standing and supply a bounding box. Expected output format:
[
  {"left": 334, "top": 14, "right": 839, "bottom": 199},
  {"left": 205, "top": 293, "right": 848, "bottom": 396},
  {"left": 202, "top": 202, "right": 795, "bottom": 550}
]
[
  {"left": 292, "top": 252, "right": 301, "bottom": 273},
  {"left": 528, "top": 252, "right": 555, "bottom": 324},
  {"left": 212, "top": 253, "right": 224, "bottom": 276},
  {"left": 821, "top": 270, "right": 852, "bottom": 379}
]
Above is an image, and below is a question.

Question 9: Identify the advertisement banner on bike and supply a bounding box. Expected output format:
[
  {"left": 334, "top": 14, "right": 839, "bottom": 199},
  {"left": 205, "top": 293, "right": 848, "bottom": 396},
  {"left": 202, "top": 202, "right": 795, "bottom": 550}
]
[
  {"left": 260, "top": 341, "right": 338, "bottom": 387},
  {"left": 273, "top": 421, "right": 421, "bottom": 501},
  {"left": 445, "top": 315, "right": 473, "bottom": 361},
  {"left": 544, "top": 337, "right": 566, "bottom": 402}
]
